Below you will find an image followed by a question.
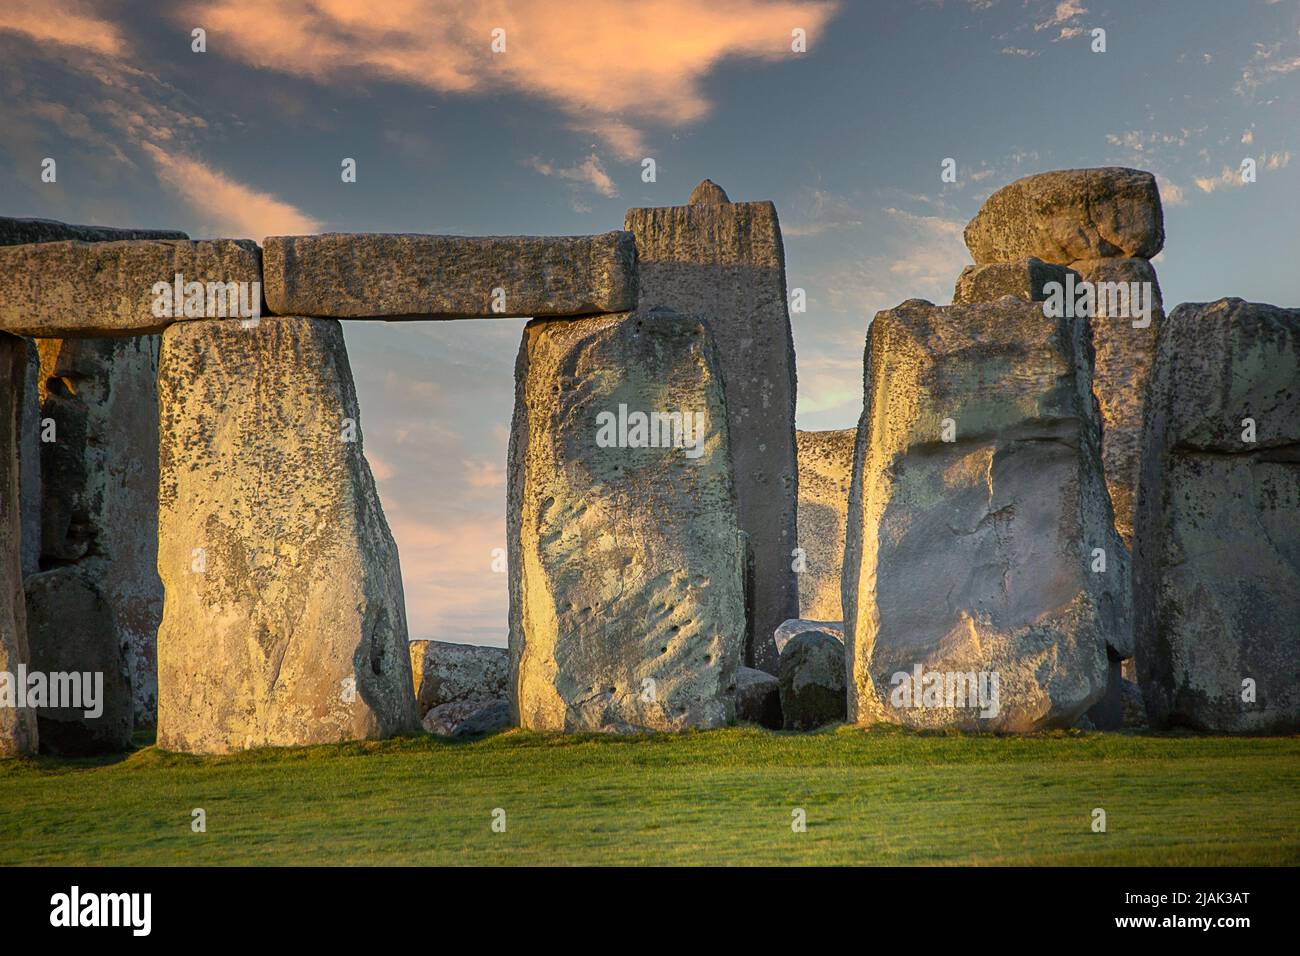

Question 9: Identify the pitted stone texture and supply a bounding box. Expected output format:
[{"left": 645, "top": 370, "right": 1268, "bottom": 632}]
[
  {"left": 24, "top": 567, "right": 133, "bottom": 754},
  {"left": 774, "top": 618, "right": 843, "bottom": 656},
  {"left": 508, "top": 309, "right": 745, "bottom": 732},
  {"left": 0, "top": 334, "right": 37, "bottom": 756},
  {"left": 964, "top": 168, "right": 1164, "bottom": 265},
  {"left": 263, "top": 232, "right": 637, "bottom": 319},
  {"left": 0, "top": 216, "right": 186, "bottom": 245},
  {"left": 625, "top": 190, "right": 798, "bottom": 673},
  {"left": 1133, "top": 299, "right": 1300, "bottom": 733},
  {"left": 842, "top": 299, "right": 1127, "bottom": 732},
  {"left": 1069, "top": 257, "right": 1163, "bottom": 547},
  {"left": 155, "top": 317, "right": 418, "bottom": 753},
  {"left": 796, "top": 429, "right": 855, "bottom": 619},
  {"left": 35, "top": 337, "right": 163, "bottom": 725},
  {"left": 952, "top": 258, "right": 1077, "bottom": 305},
  {"left": 733, "top": 666, "right": 782, "bottom": 728},
  {"left": 778, "top": 629, "right": 847, "bottom": 730},
  {"left": 0, "top": 239, "right": 261, "bottom": 337},
  {"left": 409, "top": 640, "right": 508, "bottom": 718}
]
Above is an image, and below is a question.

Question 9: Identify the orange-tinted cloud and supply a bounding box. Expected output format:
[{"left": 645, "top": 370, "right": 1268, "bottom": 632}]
[
  {"left": 179, "top": 0, "right": 839, "bottom": 158},
  {"left": 142, "top": 143, "right": 323, "bottom": 237},
  {"left": 0, "top": 0, "right": 127, "bottom": 57}
]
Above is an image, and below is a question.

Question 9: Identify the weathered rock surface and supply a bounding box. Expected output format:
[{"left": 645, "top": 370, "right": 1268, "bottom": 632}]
[
  {"left": 508, "top": 308, "right": 746, "bottom": 732},
  {"left": 155, "top": 317, "right": 419, "bottom": 753},
  {"left": 35, "top": 337, "right": 164, "bottom": 725},
  {"left": 409, "top": 640, "right": 509, "bottom": 717},
  {"left": 1069, "top": 257, "right": 1163, "bottom": 547},
  {"left": 778, "top": 629, "right": 847, "bottom": 730},
  {"left": 964, "top": 168, "right": 1164, "bottom": 265},
  {"left": 423, "top": 698, "right": 511, "bottom": 737},
  {"left": 688, "top": 179, "right": 731, "bottom": 205},
  {"left": 733, "top": 665, "right": 782, "bottom": 729},
  {"left": 952, "top": 258, "right": 1077, "bottom": 304},
  {"left": 263, "top": 232, "right": 637, "bottom": 319},
  {"left": 0, "top": 334, "right": 37, "bottom": 756},
  {"left": 1134, "top": 299, "right": 1300, "bottom": 733},
  {"left": 0, "top": 216, "right": 186, "bottom": 245},
  {"left": 0, "top": 239, "right": 261, "bottom": 337},
  {"left": 24, "top": 567, "right": 133, "bottom": 754},
  {"left": 774, "top": 618, "right": 843, "bottom": 656},
  {"left": 625, "top": 184, "right": 799, "bottom": 673},
  {"left": 17, "top": 339, "right": 40, "bottom": 578},
  {"left": 843, "top": 299, "right": 1128, "bottom": 732},
  {"left": 795, "top": 429, "right": 855, "bottom": 619}
]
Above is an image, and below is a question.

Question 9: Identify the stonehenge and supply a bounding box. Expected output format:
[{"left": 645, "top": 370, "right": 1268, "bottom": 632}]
[
  {"left": 626, "top": 185, "right": 800, "bottom": 674},
  {"left": 794, "top": 428, "right": 855, "bottom": 620},
  {"left": 155, "top": 317, "right": 418, "bottom": 753},
  {"left": 264, "top": 232, "right": 637, "bottom": 319},
  {"left": 841, "top": 299, "right": 1125, "bottom": 731},
  {"left": 1133, "top": 299, "right": 1300, "bottom": 733},
  {"left": 0, "top": 165, "right": 1295, "bottom": 753},
  {"left": 508, "top": 308, "right": 745, "bottom": 732}
]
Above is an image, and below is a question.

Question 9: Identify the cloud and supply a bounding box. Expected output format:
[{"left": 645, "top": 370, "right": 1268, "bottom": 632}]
[
  {"left": 1194, "top": 152, "right": 1291, "bottom": 193},
  {"left": 463, "top": 458, "right": 506, "bottom": 490},
  {"left": 142, "top": 143, "right": 323, "bottom": 237},
  {"left": 525, "top": 153, "right": 618, "bottom": 198},
  {"left": 177, "top": 0, "right": 840, "bottom": 159},
  {"left": 1034, "top": 0, "right": 1087, "bottom": 36},
  {"left": 1235, "top": 40, "right": 1300, "bottom": 97},
  {"left": 0, "top": 0, "right": 127, "bottom": 57}
]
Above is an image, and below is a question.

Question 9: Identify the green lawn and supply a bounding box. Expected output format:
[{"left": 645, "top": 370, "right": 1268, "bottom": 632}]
[{"left": 1, "top": 726, "right": 1297, "bottom": 866}]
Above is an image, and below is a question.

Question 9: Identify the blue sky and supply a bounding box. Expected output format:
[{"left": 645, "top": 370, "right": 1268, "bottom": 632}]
[{"left": 3, "top": 0, "right": 1297, "bottom": 644}]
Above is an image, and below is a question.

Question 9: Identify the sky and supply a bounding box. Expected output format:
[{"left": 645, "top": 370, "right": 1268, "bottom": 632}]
[{"left": 3, "top": 0, "right": 1298, "bottom": 646}]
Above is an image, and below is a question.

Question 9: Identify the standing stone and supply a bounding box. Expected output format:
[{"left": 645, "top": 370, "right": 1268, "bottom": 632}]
[
  {"left": 35, "top": 337, "right": 163, "bottom": 725},
  {"left": 843, "top": 299, "right": 1127, "bottom": 732},
  {"left": 16, "top": 339, "right": 40, "bottom": 578},
  {"left": 0, "top": 219, "right": 186, "bottom": 723},
  {"left": 24, "top": 567, "right": 133, "bottom": 754},
  {"left": 796, "top": 429, "right": 855, "bottom": 619},
  {"left": 778, "top": 628, "right": 847, "bottom": 730},
  {"left": 963, "top": 168, "right": 1164, "bottom": 265},
  {"left": 155, "top": 317, "right": 418, "bottom": 753},
  {"left": 625, "top": 184, "right": 799, "bottom": 673},
  {"left": 1067, "top": 257, "right": 1163, "bottom": 547},
  {"left": 409, "top": 640, "right": 508, "bottom": 718},
  {"left": 1134, "top": 299, "right": 1300, "bottom": 733},
  {"left": 0, "top": 334, "right": 37, "bottom": 756},
  {"left": 509, "top": 308, "right": 745, "bottom": 732}
]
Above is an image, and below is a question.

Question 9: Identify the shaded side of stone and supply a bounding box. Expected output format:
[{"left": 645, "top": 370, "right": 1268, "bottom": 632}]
[
  {"left": 795, "top": 429, "right": 855, "bottom": 619},
  {"left": 625, "top": 199, "right": 799, "bottom": 673}
]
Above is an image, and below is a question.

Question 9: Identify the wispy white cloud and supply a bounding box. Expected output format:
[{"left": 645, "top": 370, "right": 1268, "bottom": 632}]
[{"left": 525, "top": 153, "right": 619, "bottom": 198}]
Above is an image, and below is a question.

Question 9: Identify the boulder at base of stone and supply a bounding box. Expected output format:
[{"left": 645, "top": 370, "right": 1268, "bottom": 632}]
[
  {"left": 963, "top": 167, "right": 1164, "bottom": 265},
  {"left": 508, "top": 308, "right": 745, "bottom": 732},
  {"left": 952, "top": 258, "right": 1076, "bottom": 305},
  {"left": 774, "top": 618, "right": 844, "bottom": 655},
  {"left": 778, "top": 628, "right": 847, "bottom": 730},
  {"left": 424, "top": 699, "right": 510, "bottom": 737},
  {"left": 795, "top": 429, "right": 855, "bottom": 620},
  {"left": 24, "top": 567, "right": 133, "bottom": 754},
  {"left": 1134, "top": 299, "right": 1300, "bottom": 733},
  {"left": 843, "top": 299, "right": 1126, "bottom": 732},
  {"left": 733, "top": 666, "right": 782, "bottom": 729},
  {"left": 155, "top": 317, "right": 419, "bottom": 753},
  {"left": 409, "top": 640, "right": 508, "bottom": 718},
  {"left": 0, "top": 333, "right": 37, "bottom": 756}
]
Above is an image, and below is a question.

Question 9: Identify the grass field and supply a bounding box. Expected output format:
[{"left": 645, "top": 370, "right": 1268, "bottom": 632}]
[{"left": 1, "top": 726, "right": 1297, "bottom": 866}]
